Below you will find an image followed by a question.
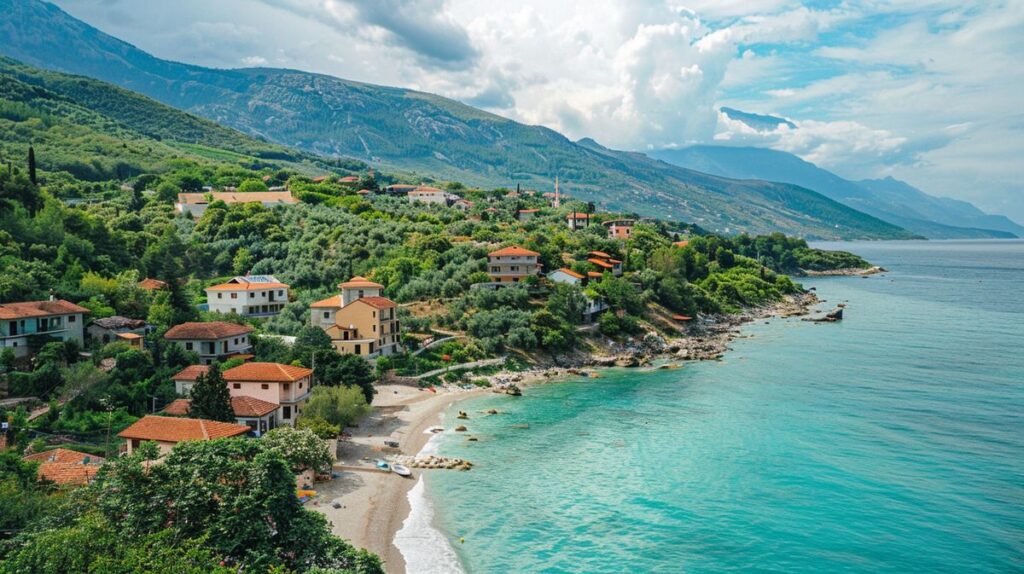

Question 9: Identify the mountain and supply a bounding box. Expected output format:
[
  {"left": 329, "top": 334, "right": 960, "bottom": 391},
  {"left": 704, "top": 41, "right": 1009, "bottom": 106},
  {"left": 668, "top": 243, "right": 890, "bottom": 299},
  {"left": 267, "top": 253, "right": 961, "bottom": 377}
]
[
  {"left": 0, "top": 0, "right": 916, "bottom": 240},
  {"left": 651, "top": 145, "right": 1021, "bottom": 239},
  {"left": 0, "top": 56, "right": 359, "bottom": 182}
]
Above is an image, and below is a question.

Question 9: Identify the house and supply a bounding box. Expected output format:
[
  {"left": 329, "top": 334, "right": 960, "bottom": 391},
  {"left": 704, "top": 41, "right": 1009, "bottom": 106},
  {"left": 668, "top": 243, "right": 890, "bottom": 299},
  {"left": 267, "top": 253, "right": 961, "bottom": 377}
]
[
  {"left": 604, "top": 219, "right": 635, "bottom": 240},
  {"left": 566, "top": 212, "right": 591, "bottom": 230},
  {"left": 0, "top": 299, "right": 88, "bottom": 359},
  {"left": 452, "top": 198, "right": 474, "bottom": 211},
  {"left": 164, "top": 321, "right": 254, "bottom": 364},
  {"left": 547, "top": 268, "right": 584, "bottom": 286},
  {"left": 582, "top": 297, "right": 610, "bottom": 322},
  {"left": 137, "top": 278, "right": 167, "bottom": 291},
  {"left": 408, "top": 186, "right": 448, "bottom": 205},
  {"left": 162, "top": 395, "right": 280, "bottom": 435},
  {"left": 312, "top": 175, "right": 329, "bottom": 183},
  {"left": 338, "top": 175, "right": 359, "bottom": 183},
  {"left": 310, "top": 276, "right": 384, "bottom": 329},
  {"left": 171, "top": 364, "right": 212, "bottom": 395},
  {"left": 205, "top": 275, "right": 290, "bottom": 317},
  {"left": 385, "top": 184, "right": 419, "bottom": 195},
  {"left": 118, "top": 415, "right": 251, "bottom": 456},
  {"left": 517, "top": 209, "right": 540, "bottom": 221},
  {"left": 23, "top": 448, "right": 105, "bottom": 487},
  {"left": 116, "top": 332, "right": 144, "bottom": 349},
  {"left": 221, "top": 362, "right": 313, "bottom": 426},
  {"left": 587, "top": 251, "right": 623, "bottom": 276},
  {"left": 673, "top": 240, "right": 690, "bottom": 249},
  {"left": 327, "top": 297, "right": 402, "bottom": 358},
  {"left": 487, "top": 246, "right": 542, "bottom": 283},
  {"left": 175, "top": 191, "right": 298, "bottom": 217},
  {"left": 86, "top": 316, "right": 147, "bottom": 345}
]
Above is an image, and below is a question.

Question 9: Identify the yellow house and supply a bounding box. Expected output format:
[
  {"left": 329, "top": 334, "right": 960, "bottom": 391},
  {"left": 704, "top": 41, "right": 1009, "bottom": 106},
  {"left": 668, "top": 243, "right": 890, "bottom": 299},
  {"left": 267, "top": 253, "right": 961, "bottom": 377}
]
[{"left": 326, "top": 296, "right": 401, "bottom": 358}]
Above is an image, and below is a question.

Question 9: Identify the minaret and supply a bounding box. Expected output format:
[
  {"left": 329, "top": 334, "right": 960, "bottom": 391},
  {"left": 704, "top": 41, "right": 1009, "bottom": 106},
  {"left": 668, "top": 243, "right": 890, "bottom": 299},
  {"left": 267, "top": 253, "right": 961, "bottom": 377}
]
[{"left": 553, "top": 177, "right": 561, "bottom": 208}]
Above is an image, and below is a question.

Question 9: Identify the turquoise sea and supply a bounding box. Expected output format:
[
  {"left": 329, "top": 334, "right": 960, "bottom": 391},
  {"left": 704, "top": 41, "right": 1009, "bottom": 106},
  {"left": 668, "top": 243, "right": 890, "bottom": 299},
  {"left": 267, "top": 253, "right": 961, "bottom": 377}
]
[{"left": 402, "top": 240, "right": 1024, "bottom": 573}]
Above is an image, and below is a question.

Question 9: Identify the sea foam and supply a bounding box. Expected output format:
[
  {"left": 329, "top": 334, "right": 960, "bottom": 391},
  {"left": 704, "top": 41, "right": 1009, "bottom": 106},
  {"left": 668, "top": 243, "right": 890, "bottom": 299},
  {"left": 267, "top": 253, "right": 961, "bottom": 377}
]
[{"left": 393, "top": 423, "right": 464, "bottom": 573}]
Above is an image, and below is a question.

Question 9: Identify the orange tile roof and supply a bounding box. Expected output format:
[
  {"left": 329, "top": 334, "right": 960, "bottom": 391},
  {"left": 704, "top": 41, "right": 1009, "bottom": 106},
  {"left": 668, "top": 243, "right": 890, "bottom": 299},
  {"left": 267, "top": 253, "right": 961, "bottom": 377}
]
[
  {"left": 0, "top": 300, "right": 90, "bottom": 320},
  {"left": 518, "top": 209, "right": 540, "bottom": 213},
  {"left": 588, "top": 258, "right": 615, "bottom": 269},
  {"left": 588, "top": 251, "right": 612, "bottom": 258},
  {"left": 356, "top": 296, "right": 397, "bottom": 310},
  {"left": 567, "top": 212, "right": 591, "bottom": 219},
  {"left": 223, "top": 362, "right": 313, "bottom": 383},
  {"left": 118, "top": 415, "right": 250, "bottom": 442},
  {"left": 412, "top": 186, "right": 443, "bottom": 193},
  {"left": 674, "top": 240, "right": 690, "bottom": 248},
  {"left": 587, "top": 271, "right": 604, "bottom": 278},
  {"left": 553, "top": 268, "right": 584, "bottom": 279},
  {"left": 206, "top": 280, "right": 289, "bottom": 291},
  {"left": 231, "top": 396, "right": 279, "bottom": 417},
  {"left": 138, "top": 278, "right": 168, "bottom": 290},
  {"left": 164, "top": 321, "right": 253, "bottom": 340},
  {"left": 489, "top": 246, "right": 540, "bottom": 257},
  {"left": 37, "top": 462, "right": 102, "bottom": 486},
  {"left": 339, "top": 276, "right": 384, "bottom": 289},
  {"left": 24, "top": 448, "right": 104, "bottom": 465},
  {"left": 172, "top": 365, "right": 210, "bottom": 381},
  {"left": 338, "top": 175, "right": 359, "bottom": 183},
  {"left": 672, "top": 314, "right": 694, "bottom": 321},
  {"left": 177, "top": 192, "right": 297, "bottom": 204},
  {"left": 162, "top": 398, "right": 193, "bottom": 416},
  {"left": 117, "top": 332, "right": 143, "bottom": 340},
  {"left": 162, "top": 397, "right": 278, "bottom": 418},
  {"left": 310, "top": 294, "right": 343, "bottom": 308}
]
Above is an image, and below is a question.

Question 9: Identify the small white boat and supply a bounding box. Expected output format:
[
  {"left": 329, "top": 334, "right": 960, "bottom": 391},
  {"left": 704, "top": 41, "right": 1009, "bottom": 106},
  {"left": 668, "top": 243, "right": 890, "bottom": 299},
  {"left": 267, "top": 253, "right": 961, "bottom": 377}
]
[
  {"left": 392, "top": 463, "right": 413, "bottom": 477},
  {"left": 375, "top": 459, "right": 391, "bottom": 472}
]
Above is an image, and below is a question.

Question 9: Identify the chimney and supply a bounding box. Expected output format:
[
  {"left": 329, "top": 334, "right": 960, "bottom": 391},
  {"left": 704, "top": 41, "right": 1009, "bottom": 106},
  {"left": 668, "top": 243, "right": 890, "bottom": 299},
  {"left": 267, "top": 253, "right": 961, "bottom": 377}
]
[{"left": 48, "top": 288, "right": 56, "bottom": 302}]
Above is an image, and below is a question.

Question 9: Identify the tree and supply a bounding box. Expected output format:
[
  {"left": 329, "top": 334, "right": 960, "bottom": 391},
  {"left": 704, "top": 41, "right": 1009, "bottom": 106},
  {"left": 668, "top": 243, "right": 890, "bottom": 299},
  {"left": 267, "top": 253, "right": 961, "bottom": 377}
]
[
  {"left": 237, "top": 178, "right": 269, "bottom": 192},
  {"left": 296, "top": 415, "right": 341, "bottom": 439},
  {"left": 301, "top": 385, "right": 370, "bottom": 428},
  {"left": 316, "top": 353, "right": 376, "bottom": 404},
  {"left": 188, "top": 363, "right": 234, "bottom": 422},
  {"left": 27, "top": 145, "right": 37, "bottom": 185},
  {"left": 262, "top": 426, "right": 333, "bottom": 473}
]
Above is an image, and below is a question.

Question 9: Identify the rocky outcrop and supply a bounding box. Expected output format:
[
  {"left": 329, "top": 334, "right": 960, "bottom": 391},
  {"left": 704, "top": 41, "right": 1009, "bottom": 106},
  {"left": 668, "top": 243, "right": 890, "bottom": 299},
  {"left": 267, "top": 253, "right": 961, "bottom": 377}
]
[{"left": 391, "top": 454, "right": 473, "bottom": 471}]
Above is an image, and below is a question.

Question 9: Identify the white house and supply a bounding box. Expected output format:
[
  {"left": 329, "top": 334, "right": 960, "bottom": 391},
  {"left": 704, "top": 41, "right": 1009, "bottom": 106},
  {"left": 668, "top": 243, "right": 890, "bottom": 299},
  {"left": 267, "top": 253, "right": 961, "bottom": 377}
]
[
  {"left": 547, "top": 268, "right": 584, "bottom": 286},
  {"left": 408, "top": 186, "right": 449, "bottom": 205},
  {"left": 164, "top": 321, "right": 254, "bottom": 364},
  {"left": 175, "top": 191, "right": 298, "bottom": 218},
  {"left": 205, "top": 275, "right": 290, "bottom": 317},
  {"left": 566, "top": 212, "right": 591, "bottom": 230}
]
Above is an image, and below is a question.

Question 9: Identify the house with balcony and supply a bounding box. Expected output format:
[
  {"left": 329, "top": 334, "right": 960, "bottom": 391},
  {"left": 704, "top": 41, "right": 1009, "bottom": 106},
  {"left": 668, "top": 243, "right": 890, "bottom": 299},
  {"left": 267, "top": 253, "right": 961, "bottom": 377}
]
[
  {"left": 205, "top": 275, "right": 289, "bottom": 317},
  {"left": 162, "top": 395, "right": 280, "bottom": 435},
  {"left": 170, "top": 361, "right": 312, "bottom": 428},
  {"left": 310, "top": 276, "right": 384, "bottom": 329},
  {"left": 0, "top": 299, "right": 89, "bottom": 359},
  {"left": 487, "top": 246, "right": 542, "bottom": 283},
  {"left": 118, "top": 415, "right": 251, "bottom": 456},
  {"left": 163, "top": 321, "right": 254, "bottom": 364},
  {"left": 604, "top": 219, "right": 635, "bottom": 240},
  {"left": 326, "top": 296, "right": 401, "bottom": 358}
]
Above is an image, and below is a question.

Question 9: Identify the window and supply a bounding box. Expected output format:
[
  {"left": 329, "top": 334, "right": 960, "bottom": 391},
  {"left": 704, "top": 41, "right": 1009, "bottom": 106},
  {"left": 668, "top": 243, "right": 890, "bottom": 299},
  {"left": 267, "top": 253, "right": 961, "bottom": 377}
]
[
  {"left": 185, "top": 342, "right": 194, "bottom": 350},
  {"left": 299, "top": 382, "right": 303, "bottom": 389},
  {"left": 230, "top": 293, "right": 238, "bottom": 299},
  {"left": 284, "top": 383, "right": 290, "bottom": 391},
  {"left": 261, "top": 384, "right": 269, "bottom": 389},
  {"left": 68, "top": 315, "right": 76, "bottom": 323},
  {"left": 354, "top": 344, "right": 361, "bottom": 355},
  {"left": 283, "top": 406, "right": 291, "bottom": 419},
  {"left": 278, "top": 290, "right": 283, "bottom": 296},
  {"left": 372, "top": 311, "right": 377, "bottom": 318},
  {"left": 217, "top": 293, "right": 222, "bottom": 299},
  {"left": 358, "top": 290, "right": 364, "bottom": 298},
  {"left": 323, "top": 312, "right": 330, "bottom": 319},
  {"left": 234, "top": 338, "right": 238, "bottom": 345},
  {"left": 373, "top": 324, "right": 377, "bottom": 332},
  {"left": 233, "top": 383, "right": 241, "bottom": 389}
]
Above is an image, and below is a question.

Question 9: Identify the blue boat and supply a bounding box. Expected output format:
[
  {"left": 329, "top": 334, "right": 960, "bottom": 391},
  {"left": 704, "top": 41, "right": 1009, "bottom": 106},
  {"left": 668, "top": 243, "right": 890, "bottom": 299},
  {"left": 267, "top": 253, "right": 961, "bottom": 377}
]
[{"left": 375, "top": 459, "right": 391, "bottom": 472}]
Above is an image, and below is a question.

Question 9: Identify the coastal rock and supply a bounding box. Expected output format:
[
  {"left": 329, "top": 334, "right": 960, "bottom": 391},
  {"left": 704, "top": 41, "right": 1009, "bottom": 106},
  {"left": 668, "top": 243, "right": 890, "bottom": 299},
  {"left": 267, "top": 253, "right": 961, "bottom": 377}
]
[{"left": 454, "top": 425, "right": 467, "bottom": 432}]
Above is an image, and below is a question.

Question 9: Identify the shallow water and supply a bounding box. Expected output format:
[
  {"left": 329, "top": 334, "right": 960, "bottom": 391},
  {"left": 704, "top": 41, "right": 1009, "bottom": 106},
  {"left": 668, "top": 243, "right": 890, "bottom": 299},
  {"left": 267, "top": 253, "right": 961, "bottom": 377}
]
[{"left": 414, "top": 240, "right": 1024, "bottom": 573}]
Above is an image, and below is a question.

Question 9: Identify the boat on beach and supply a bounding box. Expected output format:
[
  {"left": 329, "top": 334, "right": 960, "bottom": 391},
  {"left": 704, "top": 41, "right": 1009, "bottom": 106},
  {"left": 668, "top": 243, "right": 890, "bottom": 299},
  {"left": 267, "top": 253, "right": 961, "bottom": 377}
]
[{"left": 392, "top": 463, "right": 413, "bottom": 477}]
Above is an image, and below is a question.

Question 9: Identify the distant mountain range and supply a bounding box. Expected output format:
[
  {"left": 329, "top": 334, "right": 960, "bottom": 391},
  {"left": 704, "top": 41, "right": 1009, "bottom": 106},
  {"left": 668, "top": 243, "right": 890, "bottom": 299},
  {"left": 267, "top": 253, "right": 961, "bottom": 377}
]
[
  {"left": 651, "top": 146, "right": 1022, "bottom": 239},
  {"left": 0, "top": 0, "right": 921, "bottom": 240}
]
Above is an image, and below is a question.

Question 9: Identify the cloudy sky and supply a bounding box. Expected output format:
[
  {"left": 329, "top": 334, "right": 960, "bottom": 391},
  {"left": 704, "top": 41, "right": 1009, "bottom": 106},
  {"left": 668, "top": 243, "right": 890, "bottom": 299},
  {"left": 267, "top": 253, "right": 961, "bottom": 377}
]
[{"left": 53, "top": 0, "right": 1023, "bottom": 221}]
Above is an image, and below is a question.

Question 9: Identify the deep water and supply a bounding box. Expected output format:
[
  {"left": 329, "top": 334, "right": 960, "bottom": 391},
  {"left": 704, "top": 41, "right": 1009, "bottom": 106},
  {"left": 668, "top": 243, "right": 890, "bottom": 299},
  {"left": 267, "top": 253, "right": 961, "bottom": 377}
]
[{"left": 420, "top": 240, "right": 1024, "bottom": 573}]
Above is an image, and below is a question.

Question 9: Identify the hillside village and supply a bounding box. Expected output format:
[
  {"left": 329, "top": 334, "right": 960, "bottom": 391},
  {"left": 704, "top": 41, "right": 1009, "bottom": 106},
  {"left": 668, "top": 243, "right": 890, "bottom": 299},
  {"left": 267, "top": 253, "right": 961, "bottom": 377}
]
[{"left": 0, "top": 55, "right": 869, "bottom": 572}]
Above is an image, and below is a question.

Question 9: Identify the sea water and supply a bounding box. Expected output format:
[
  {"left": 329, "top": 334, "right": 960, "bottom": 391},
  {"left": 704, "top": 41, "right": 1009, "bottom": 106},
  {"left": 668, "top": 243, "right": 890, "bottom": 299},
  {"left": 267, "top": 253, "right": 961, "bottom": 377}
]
[{"left": 407, "top": 240, "right": 1024, "bottom": 573}]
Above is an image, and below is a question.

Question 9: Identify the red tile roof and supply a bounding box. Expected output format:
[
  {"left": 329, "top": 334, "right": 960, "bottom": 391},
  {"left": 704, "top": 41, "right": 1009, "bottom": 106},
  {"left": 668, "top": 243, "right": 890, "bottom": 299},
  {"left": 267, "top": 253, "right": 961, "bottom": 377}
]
[
  {"left": 587, "top": 271, "right": 604, "bottom": 278},
  {"left": 138, "top": 278, "right": 168, "bottom": 290},
  {"left": 223, "top": 362, "right": 313, "bottom": 383},
  {"left": 673, "top": 240, "right": 690, "bottom": 248},
  {"left": 588, "top": 251, "right": 612, "bottom": 258},
  {"left": 0, "top": 300, "right": 89, "bottom": 320},
  {"left": 24, "top": 448, "right": 104, "bottom": 465},
  {"left": 518, "top": 209, "right": 540, "bottom": 213},
  {"left": 339, "top": 276, "right": 383, "bottom": 289},
  {"left": 553, "top": 268, "right": 584, "bottom": 279},
  {"left": 164, "top": 322, "right": 253, "bottom": 340},
  {"left": 206, "top": 280, "right": 289, "bottom": 291},
  {"left": 118, "top": 415, "right": 250, "bottom": 442},
  {"left": 489, "top": 246, "right": 540, "bottom": 257},
  {"left": 310, "top": 294, "right": 343, "bottom": 308},
  {"left": 338, "top": 175, "right": 359, "bottom": 183},
  {"left": 588, "top": 258, "right": 615, "bottom": 269},
  {"left": 672, "top": 314, "right": 694, "bottom": 321},
  {"left": 356, "top": 296, "right": 397, "bottom": 310},
  {"left": 162, "top": 397, "right": 278, "bottom": 418},
  {"left": 177, "top": 192, "right": 297, "bottom": 205},
  {"left": 37, "top": 462, "right": 103, "bottom": 486},
  {"left": 567, "top": 212, "right": 591, "bottom": 219}
]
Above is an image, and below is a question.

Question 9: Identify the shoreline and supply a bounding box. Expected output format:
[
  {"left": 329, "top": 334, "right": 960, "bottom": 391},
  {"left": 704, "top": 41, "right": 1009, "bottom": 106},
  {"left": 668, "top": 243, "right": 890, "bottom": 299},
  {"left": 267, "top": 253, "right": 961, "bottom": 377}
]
[{"left": 315, "top": 290, "right": 825, "bottom": 573}]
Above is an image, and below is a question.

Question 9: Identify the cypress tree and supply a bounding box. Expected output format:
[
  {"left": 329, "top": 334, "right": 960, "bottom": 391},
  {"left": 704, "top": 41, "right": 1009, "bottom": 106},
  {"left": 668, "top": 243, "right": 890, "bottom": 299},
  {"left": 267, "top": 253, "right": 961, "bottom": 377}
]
[
  {"left": 189, "top": 363, "right": 235, "bottom": 422},
  {"left": 27, "top": 146, "right": 36, "bottom": 186}
]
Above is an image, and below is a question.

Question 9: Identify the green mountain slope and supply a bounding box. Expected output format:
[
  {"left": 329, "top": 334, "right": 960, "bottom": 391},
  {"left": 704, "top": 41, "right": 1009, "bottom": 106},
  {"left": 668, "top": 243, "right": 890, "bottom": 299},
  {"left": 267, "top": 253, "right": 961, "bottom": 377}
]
[
  {"left": 0, "top": 56, "right": 362, "bottom": 182},
  {"left": 0, "top": 0, "right": 915, "bottom": 240},
  {"left": 651, "top": 145, "right": 1020, "bottom": 239}
]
